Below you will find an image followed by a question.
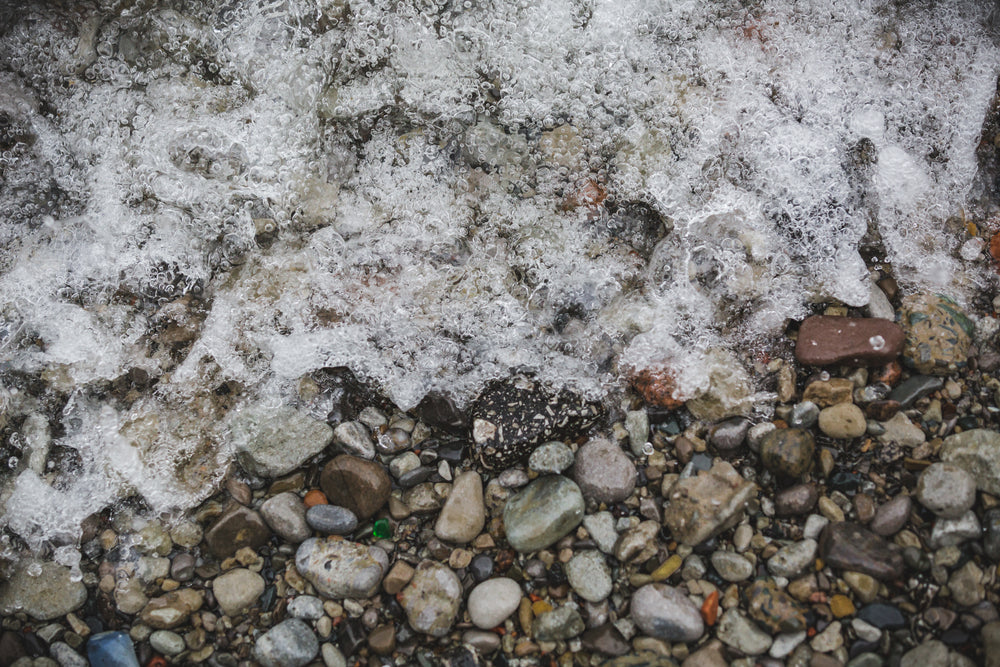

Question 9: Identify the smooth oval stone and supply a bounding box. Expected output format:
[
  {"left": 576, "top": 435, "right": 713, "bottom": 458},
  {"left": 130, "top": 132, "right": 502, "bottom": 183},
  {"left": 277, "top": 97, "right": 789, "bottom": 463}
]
[
  {"left": 795, "top": 316, "right": 904, "bottom": 367},
  {"left": 399, "top": 561, "right": 462, "bottom": 637},
  {"left": 916, "top": 463, "right": 976, "bottom": 519},
  {"left": 759, "top": 428, "right": 815, "bottom": 479},
  {"left": 572, "top": 437, "right": 637, "bottom": 504},
  {"left": 819, "top": 522, "right": 904, "bottom": 581},
  {"left": 774, "top": 483, "right": 819, "bottom": 517},
  {"left": 528, "top": 441, "right": 575, "bottom": 474},
  {"left": 869, "top": 495, "right": 912, "bottom": 536},
  {"left": 856, "top": 603, "right": 905, "bottom": 630},
  {"left": 434, "top": 470, "right": 485, "bottom": 544},
  {"left": 503, "top": 475, "right": 585, "bottom": 553},
  {"left": 213, "top": 568, "right": 265, "bottom": 617},
  {"left": 630, "top": 584, "right": 704, "bottom": 642},
  {"left": 294, "top": 538, "right": 388, "bottom": 599},
  {"left": 305, "top": 504, "right": 358, "bottom": 535},
  {"left": 260, "top": 492, "right": 311, "bottom": 544},
  {"left": 319, "top": 455, "right": 391, "bottom": 520},
  {"left": 818, "top": 403, "right": 867, "bottom": 439},
  {"left": 467, "top": 578, "right": 522, "bottom": 629},
  {"left": 565, "top": 550, "right": 613, "bottom": 602},
  {"left": 711, "top": 550, "right": 754, "bottom": 582},
  {"left": 710, "top": 417, "right": 750, "bottom": 454}
]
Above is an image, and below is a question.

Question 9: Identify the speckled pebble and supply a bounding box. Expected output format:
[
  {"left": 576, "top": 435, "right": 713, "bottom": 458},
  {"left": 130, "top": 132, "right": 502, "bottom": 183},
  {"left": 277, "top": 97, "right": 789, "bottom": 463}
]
[
  {"left": 565, "top": 550, "right": 613, "bottom": 602},
  {"left": 529, "top": 441, "right": 575, "bottom": 474}
]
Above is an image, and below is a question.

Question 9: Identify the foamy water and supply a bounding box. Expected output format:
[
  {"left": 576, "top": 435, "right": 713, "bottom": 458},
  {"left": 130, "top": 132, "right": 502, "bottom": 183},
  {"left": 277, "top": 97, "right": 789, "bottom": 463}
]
[{"left": 0, "top": 0, "right": 997, "bottom": 549}]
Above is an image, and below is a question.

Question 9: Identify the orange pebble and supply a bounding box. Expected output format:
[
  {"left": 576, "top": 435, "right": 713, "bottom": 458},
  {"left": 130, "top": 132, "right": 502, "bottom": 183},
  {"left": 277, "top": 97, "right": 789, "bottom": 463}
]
[
  {"left": 701, "top": 590, "right": 719, "bottom": 627},
  {"left": 303, "top": 489, "right": 328, "bottom": 508},
  {"left": 147, "top": 658, "right": 167, "bottom": 667}
]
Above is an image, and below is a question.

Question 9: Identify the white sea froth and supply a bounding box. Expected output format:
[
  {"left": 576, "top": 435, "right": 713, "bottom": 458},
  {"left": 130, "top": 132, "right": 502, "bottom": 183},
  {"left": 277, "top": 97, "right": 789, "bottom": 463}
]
[{"left": 0, "top": 0, "right": 997, "bottom": 546}]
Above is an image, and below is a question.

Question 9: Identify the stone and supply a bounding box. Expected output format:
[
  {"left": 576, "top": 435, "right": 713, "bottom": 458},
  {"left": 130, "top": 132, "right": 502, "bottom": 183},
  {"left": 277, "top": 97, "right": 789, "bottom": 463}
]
[
  {"left": 528, "top": 441, "right": 575, "bottom": 473},
  {"left": 770, "top": 631, "right": 807, "bottom": 659},
  {"left": 819, "top": 522, "right": 904, "bottom": 581},
  {"left": 876, "top": 412, "right": 925, "bottom": 448},
  {"left": 626, "top": 410, "right": 651, "bottom": 456},
  {"left": 948, "top": 560, "right": 985, "bottom": 607},
  {"left": 0, "top": 560, "right": 87, "bottom": 621},
  {"left": 717, "top": 609, "right": 772, "bottom": 655},
  {"left": 710, "top": 550, "right": 754, "bottom": 582},
  {"left": 686, "top": 349, "right": 754, "bottom": 421},
  {"left": 663, "top": 460, "right": 756, "bottom": 546},
  {"left": 253, "top": 619, "right": 319, "bottom": 667},
  {"left": 434, "top": 470, "right": 485, "bottom": 544},
  {"left": 775, "top": 483, "right": 819, "bottom": 516},
  {"left": 889, "top": 375, "right": 945, "bottom": 409},
  {"left": 768, "top": 539, "right": 818, "bottom": 578},
  {"left": 930, "top": 511, "right": 981, "bottom": 548},
  {"left": 533, "top": 605, "right": 585, "bottom": 641},
  {"left": 295, "top": 538, "right": 388, "bottom": 599},
  {"left": 631, "top": 366, "right": 685, "bottom": 410},
  {"left": 114, "top": 578, "right": 147, "bottom": 615},
  {"left": 630, "top": 584, "right": 704, "bottom": 642},
  {"left": 810, "top": 620, "right": 843, "bottom": 653},
  {"left": 709, "top": 417, "right": 750, "bottom": 454},
  {"left": 213, "top": 568, "right": 264, "bottom": 617},
  {"left": 583, "top": 511, "right": 618, "bottom": 553},
  {"left": 86, "top": 632, "right": 140, "bottom": 667},
  {"left": 803, "top": 379, "right": 855, "bottom": 407},
  {"left": 319, "top": 455, "right": 391, "bottom": 520},
  {"left": 857, "top": 603, "right": 905, "bottom": 629},
  {"left": 899, "top": 294, "right": 973, "bottom": 375},
  {"left": 870, "top": 495, "right": 911, "bottom": 536},
  {"left": 788, "top": 401, "right": 820, "bottom": 429},
  {"left": 231, "top": 406, "right": 334, "bottom": 477},
  {"left": 138, "top": 589, "right": 203, "bottom": 629},
  {"left": 399, "top": 561, "right": 462, "bottom": 637},
  {"left": 149, "top": 630, "right": 185, "bottom": 656},
  {"left": 941, "top": 429, "right": 1000, "bottom": 496},
  {"left": 795, "top": 316, "right": 904, "bottom": 366},
  {"left": 581, "top": 623, "right": 630, "bottom": 656},
  {"left": 468, "top": 578, "right": 522, "bottom": 629},
  {"left": 367, "top": 624, "right": 395, "bottom": 656},
  {"left": 204, "top": 505, "right": 273, "bottom": 559},
  {"left": 332, "top": 421, "right": 374, "bottom": 459},
  {"left": 982, "top": 621, "right": 1000, "bottom": 667},
  {"left": 286, "top": 596, "right": 325, "bottom": 620},
  {"left": 604, "top": 653, "right": 679, "bottom": 667},
  {"left": 818, "top": 403, "right": 867, "bottom": 439},
  {"left": 572, "top": 437, "right": 637, "bottom": 503},
  {"left": 306, "top": 505, "right": 358, "bottom": 535},
  {"left": 470, "top": 376, "right": 601, "bottom": 469},
  {"left": 900, "top": 640, "right": 949, "bottom": 667},
  {"left": 50, "top": 643, "right": 88, "bottom": 667},
  {"left": 746, "top": 579, "right": 807, "bottom": 634},
  {"left": 984, "top": 509, "right": 1000, "bottom": 560},
  {"left": 759, "top": 428, "right": 815, "bottom": 479},
  {"left": 503, "top": 475, "right": 585, "bottom": 552},
  {"left": 565, "top": 550, "right": 613, "bottom": 602},
  {"left": 382, "top": 561, "right": 415, "bottom": 595},
  {"left": 916, "top": 463, "right": 977, "bottom": 519},
  {"left": 259, "top": 493, "right": 312, "bottom": 544}
]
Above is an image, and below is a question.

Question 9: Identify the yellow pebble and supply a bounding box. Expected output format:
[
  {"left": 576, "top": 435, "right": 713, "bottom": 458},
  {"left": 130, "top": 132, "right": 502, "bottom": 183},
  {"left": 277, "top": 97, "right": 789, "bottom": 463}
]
[
  {"left": 531, "top": 600, "right": 553, "bottom": 615},
  {"left": 829, "top": 594, "right": 856, "bottom": 618},
  {"left": 651, "top": 554, "right": 683, "bottom": 581}
]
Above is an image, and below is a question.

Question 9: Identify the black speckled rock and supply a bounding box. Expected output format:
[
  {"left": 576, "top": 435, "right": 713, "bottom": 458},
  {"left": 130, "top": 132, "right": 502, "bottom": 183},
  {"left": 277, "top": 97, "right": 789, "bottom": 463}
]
[{"left": 470, "top": 376, "right": 601, "bottom": 469}]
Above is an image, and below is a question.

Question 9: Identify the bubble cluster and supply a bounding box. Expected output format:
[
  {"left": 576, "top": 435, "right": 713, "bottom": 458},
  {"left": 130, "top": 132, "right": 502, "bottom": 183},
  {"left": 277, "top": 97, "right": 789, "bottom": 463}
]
[{"left": 0, "top": 0, "right": 997, "bottom": 546}]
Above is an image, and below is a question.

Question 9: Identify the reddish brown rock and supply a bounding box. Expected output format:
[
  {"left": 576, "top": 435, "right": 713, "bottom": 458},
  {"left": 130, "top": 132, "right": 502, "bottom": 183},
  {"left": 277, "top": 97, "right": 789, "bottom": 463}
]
[
  {"left": 320, "top": 454, "right": 391, "bottom": 520},
  {"left": 204, "top": 505, "right": 273, "bottom": 559},
  {"left": 630, "top": 366, "right": 685, "bottom": 409},
  {"left": 866, "top": 400, "right": 901, "bottom": 421},
  {"left": 795, "top": 316, "right": 904, "bottom": 367},
  {"left": 774, "top": 483, "right": 819, "bottom": 517},
  {"left": 819, "top": 522, "right": 904, "bottom": 581}
]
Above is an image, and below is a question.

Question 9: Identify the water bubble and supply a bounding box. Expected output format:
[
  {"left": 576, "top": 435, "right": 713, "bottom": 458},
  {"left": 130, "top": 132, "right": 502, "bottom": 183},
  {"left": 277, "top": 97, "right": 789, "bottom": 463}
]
[
  {"left": 641, "top": 442, "right": 654, "bottom": 455},
  {"left": 26, "top": 562, "right": 42, "bottom": 577},
  {"left": 869, "top": 335, "right": 886, "bottom": 351}
]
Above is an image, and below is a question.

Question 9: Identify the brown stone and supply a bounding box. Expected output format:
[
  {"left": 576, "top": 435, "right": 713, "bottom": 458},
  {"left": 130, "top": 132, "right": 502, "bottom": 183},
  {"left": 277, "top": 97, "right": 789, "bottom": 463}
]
[
  {"left": 382, "top": 561, "right": 415, "bottom": 595},
  {"left": 774, "top": 483, "right": 819, "bottom": 517},
  {"left": 204, "top": 505, "right": 272, "bottom": 559},
  {"left": 139, "top": 589, "right": 203, "bottom": 629},
  {"left": 854, "top": 493, "right": 876, "bottom": 524},
  {"left": 818, "top": 522, "right": 904, "bottom": 581},
  {"left": 663, "top": 460, "right": 756, "bottom": 546},
  {"left": 367, "top": 624, "right": 396, "bottom": 656},
  {"left": 869, "top": 495, "right": 912, "bottom": 537},
  {"left": 631, "top": 366, "right": 685, "bottom": 409},
  {"left": 802, "top": 379, "right": 855, "bottom": 407},
  {"left": 746, "top": 579, "right": 807, "bottom": 634},
  {"left": 866, "top": 400, "right": 901, "bottom": 421},
  {"left": 319, "top": 454, "right": 391, "bottom": 520},
  {"left": 580, "top": 623, "right": 630, "bottom": 657},
  {"left": 795, "top": 316, "right": 904, "bottom": 367}
]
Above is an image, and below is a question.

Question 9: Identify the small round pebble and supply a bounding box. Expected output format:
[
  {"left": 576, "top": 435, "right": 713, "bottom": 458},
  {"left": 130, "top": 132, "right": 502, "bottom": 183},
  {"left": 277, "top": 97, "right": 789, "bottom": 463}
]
[
  {"left": 817, "top": 403, "right": 867, "bottom": 439},
  {"left": 711, "top": 550, "right": 754, "bottom": 582},
  {"left": 149, "top": 630, "right": 185, "bottom": 656},
  {"left": 305, "top": 504, "right": 358, "bottom": 535},
  {"left": 467, "top": 578, "right": 522, "bottom": 629}
]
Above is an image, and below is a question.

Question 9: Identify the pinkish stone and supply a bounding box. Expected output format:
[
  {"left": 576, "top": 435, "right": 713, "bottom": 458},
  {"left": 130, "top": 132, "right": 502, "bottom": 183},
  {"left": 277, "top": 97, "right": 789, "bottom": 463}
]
[{"left": 795, "top": 316, "right": 904, "bottom": 367}]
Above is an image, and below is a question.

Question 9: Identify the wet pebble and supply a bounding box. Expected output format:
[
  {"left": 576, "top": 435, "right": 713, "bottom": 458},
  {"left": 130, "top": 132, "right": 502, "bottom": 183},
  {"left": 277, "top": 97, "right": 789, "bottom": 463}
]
[
  {"left": 929, "top": 510, "right": 981, "bottom": 548},
  {"left": 503, "top": 475, "right": 585, "bottom": 552},
  {"left": 572, "top": 437, "right": 637, "bottom": 504},
  {"left": 759, "top": 428, "right": 815, "bottom": 479},
  {"left": 528, "top": 441, "right": 575, "bottom": 474},
  {"left": 630, "top": 584, "right": 704, "bottom": 642},
  {"left": 260, "top": 493, "right": 311, "bottom": 544},
  {"left": 710, "top": 550, "right": 754, "bottom": 582},
  {"left": 319, "top": 455, "right": 391, "bottom": 520},
  {"left": 857, "top": 603, "right": 905, "bottom": 630},
  {"left": 747, "top": 579, "right": 807, "bottom": 633},
  {"left": 818, "top": 403, "right": 867, "bottom": 439},
  {"left": 710, "top": 417, "right": 749, "bottom": 454},
  {"left": 286, "top": 596, "right": 324, "bottom": 620},
  {"left": 86, "top": 632, "right": 139, "bottom": 667},
  {"left": 899, "top": 294, "right": 972, "bottom": 375},
  {"left": 775, "top": 483, "right": 819, "bottom": 517},
  {"left": 305, "top": 505, "right": 358, "bottom": 535},
  {"left": 138, "top": 589, "right": 203, "bottom": 630},
  {"left": 0, "top": 560, "right": 87, "bottom": 621},
  {"left": 788, "top": 401, "right": 820, "bottom": 429},
  {"left": 333, "top": 421, "right": 375, "bottom": 459},
  {"left": 663, "top": 460, "right": 756, "bottom": 546},
  {"left": 148, "top": 630, "right": 185, "bottom": 656},
  {"left": 253, "top": 619, "right": 319, "bottom": 667},
  {"left": 819, "top": 522, "right": 904, "bottom": 581},
  {"left": 941, "top": 429, "right": 1000, "bottom": 495},
  {"left": 232, "top": 406, "right": 334, "bottom": 477},
  {"left": 870, "top": 495, "right": 911, "bottom": 537},
  {"left": 795, "top": 315, "right": 904, "bottom": 367},
  {"left": 204, "top": 506, "right": 272, "bottom": 559},
  {"left": 768, "top": 539, "right": 817, "bottom": 578}
]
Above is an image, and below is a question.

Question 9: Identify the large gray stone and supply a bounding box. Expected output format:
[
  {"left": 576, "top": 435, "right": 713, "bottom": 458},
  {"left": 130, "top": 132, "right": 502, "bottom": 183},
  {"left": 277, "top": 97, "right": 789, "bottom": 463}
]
[
  {"left": 630, "top": 584, "right": 704, "bottom": 642},
  {"left": 503, "top": 475, "right": 585, "bottom": 553},
  {"left": 0, "top": 560, "right": 86, "bottom": 620},
  {"left": 254, "top": 618, "right": 319, "bottom": 667},
  {"left": 295, "top": 538, "right": 388, "bottom": 599},
  {"left": 231, "top": 406, "right": 333, "bottom": 477},
  {"left": 941, "top": 429, "right": 1000, "bottom": 496}
]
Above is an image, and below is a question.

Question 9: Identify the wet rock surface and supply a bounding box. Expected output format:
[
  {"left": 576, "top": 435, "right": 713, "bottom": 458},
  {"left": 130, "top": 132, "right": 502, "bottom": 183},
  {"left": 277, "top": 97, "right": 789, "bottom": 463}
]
[{"left": 795, "top": 316, "right": 904, "bottom": 366}]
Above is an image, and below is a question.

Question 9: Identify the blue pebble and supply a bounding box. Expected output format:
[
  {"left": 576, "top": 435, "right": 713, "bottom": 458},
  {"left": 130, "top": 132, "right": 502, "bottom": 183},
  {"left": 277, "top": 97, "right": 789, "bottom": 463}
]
[{"left": 87, "top": 631, "right": 140, "bottom": 667}]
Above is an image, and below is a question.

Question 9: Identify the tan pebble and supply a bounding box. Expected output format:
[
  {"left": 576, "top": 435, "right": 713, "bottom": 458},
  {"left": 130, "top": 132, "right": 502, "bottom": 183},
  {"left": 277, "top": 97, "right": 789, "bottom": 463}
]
[
  {"left": 382, "top": 561, "right": 415, "bottom": 595},
  {"left": 819, "top": 449, "right": 836, "bottom": 477},
  {"left": 448, "top": 549, "right": 473, "bottom": 569},
  {"left": 99, "top": 529, "right": 118, "bottom": 551},
  {"left": 518, "top": 596, "right": 533, "bottom": 636},
  {"left": 514, "top": 640, "right": 539, "bottom": 657},
  {"left": 721, "top": 584, "right": 740, "bottom": 609},
  {"left": 284, "top": 564, "right": 307, "bottom": 593},
  {"left": 99, "top": 574, "right": 116, "bottom": 594},
  {"left": 323, "top": 601, "right": 344, "bottom": 618},
  {"left": 66, "top": 613, "right": 89, "bottom": 637},
  {"left": 161, "top": 579, "right": 180, "bottom": 592},
  {"left": 894, "top": 530, "right": 922, "bottom": 550},
  {"left": 316, "top": 615, "right": 332, "bottom": 639},
  {"left": 633, "top": 637, "right": 672, "bottom": 655},
  {"left": 818, "top": 497, "right": 845, "bottom": 522},
  {"left": 472, "top": 533, "right": 495, "bottom": 549},
  {"left": 843, "top": 571, "right": 879, "bottom": 604},
  {"left": 558, "top": 548, "right": 573, "bottom": 563},
  {"left": 388, "top": 496, "right": 411, "bottom": 520}
]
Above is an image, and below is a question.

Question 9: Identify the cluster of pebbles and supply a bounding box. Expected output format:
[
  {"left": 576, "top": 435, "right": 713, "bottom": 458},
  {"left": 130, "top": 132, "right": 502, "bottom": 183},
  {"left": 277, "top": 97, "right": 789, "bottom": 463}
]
[{"left": 4, "top": 285, "right": 1000, "bottom": 667}]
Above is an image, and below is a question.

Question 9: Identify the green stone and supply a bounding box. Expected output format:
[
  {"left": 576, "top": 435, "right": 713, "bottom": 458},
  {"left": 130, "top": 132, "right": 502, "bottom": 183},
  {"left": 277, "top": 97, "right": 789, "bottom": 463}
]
[{"left": 373, "top": 518, "right": 391, "bottom": 539}]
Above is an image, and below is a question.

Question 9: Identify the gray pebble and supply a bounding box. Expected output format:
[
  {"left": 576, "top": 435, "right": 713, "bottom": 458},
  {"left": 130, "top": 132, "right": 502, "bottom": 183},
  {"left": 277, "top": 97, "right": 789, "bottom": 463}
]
[
  {"left": 305, "top": 505, "right": 358, "bottom": 535},
  {"left": 287, "top": 595, "right": 325, "bottom": 620},
  {"left": 528, "top": 441, "right": 575, "bottom": 474},
  {"left": 254, "top": 619, "right": 319, "bottom": 667},
  {"left": 711, "top": 550, "right": 754, "bottom": 582}
]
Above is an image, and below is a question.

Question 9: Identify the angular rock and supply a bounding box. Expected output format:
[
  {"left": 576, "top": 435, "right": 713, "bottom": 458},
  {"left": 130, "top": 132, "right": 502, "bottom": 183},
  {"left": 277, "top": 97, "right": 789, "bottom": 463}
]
[
  {"left": 819, "top": 522, "right": 904, "bottom": 581},
  {"left": 929, "top": 510, "right": 981, "bottom": 548},
  {"left": 767, "top": 539, "right": 817, "bottom": 578},
  {"left": 295, "top": 538, "right": 388, "bottom": 599},
  {"left": 685, "top": 349, "right": 754, "bottom": 421},
  {"left": 630, "top": 584, "right": 704, "bottom": 642},
  {"left": 533, "top": 605, "right": 585, "bottom": 641},
  {"left": 435, "top": 470, "right": 485, "bottom": 544},
  {"left": 204, "top": 505, "right": 273, "bottom": 559},
  {"left": 332, "top": 421, "right": 375, "bottom": 459},
  {"left": 803, "top": 378, "right": 855, "bottom": 407},
  {"left": 399, "top": 561, "right": 462, "bottom": 637},
  {"left": 717, "top": 609, "right": 772, "bottom": 656},
  {"left": 572, "top": 437, "right": 637, "bottom": 504},
  {"left": 746, "top": 579, "right": 807, "bottom": 634},
  {"left": 0, "top": 560, "right": 86, "bottom": 621},
  {"left": 580, "top": 624, "right": 630, "bottom": 657},
  {"left": 470, "top": 376, "right": 601, "bottom": 470},
  {"left": 138, "top": 589, "right": 203, "bottom": 629},
  {"left": 899, "top": 294, "right": 973, "bottom": 375},
  {"left": 889, "top": 375, "right": 945, "bottom": 409},
  {"left": 663, "top": 460, "right": 756, "bottom": 546},
  {"left": 260, "top": 492, "right": 311, "bottom": 544},
  {"left": 253, "top": 618, "right": 319, "bottom": 667},
  {"left": 795, "top": 316, "right": 904, "bottom": 367},
  {"left": 941, "top": 429, "right": 1000, "bottom": 496},
  {"left": 877, "top": 412, "right": 926, "bottom": 448},
  {"left": 870, "top": 495, "right": 912, "bottom": 536},
  {"left": 231, "top": 406, "right": 333, "bottom": 478},
  {"left": 86, "top": 632, "right": 140, "bottom": 667},
  {"left": 319, "top": 454, "right": 391, "bottom": 520},
  {"left": 503, "top": 475, "right": 585, "bottom": 552}
]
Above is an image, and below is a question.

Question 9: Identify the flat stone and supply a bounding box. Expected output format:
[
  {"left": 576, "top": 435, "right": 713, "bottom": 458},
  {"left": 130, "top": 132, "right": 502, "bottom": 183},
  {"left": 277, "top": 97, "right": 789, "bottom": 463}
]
[
  {"left": 870, "top": 495, "right": 911, "bottom": 537},
  {"left": 710, "top": 550, "right": 754, "bottom": 582},
  {"left": 746, "top": 579, "right": 807, "bottom": 634},
  {"left": 775, "top": 483, "right": 819, "bottom": 516},
  {"left": 795, "top": 316, "right": 904, "bottom": 367},
  {"left": 565, "top": 550, "right": 613, "bottom": 602},
  {"left": 899, "top": 294, "right": 973, "bottom": 375},
  {"left": 204, "top": 505, "right": 273, "bottom": 559},
  {"left": 149, "top": 631, "right": 185, "bottom": 656},
  {"left": 50, "top": 642, "right": 88, "bottom": 667},
  {"left": 528, "top": 441, "right": 575, "bottom": 474},
  {"left": 399, "top": 561, "right": 462, "bottom": 637},
  {"left": 319, "top": 454, "right": 391, "bottom": 520},
  {"left": 582, "top": 511, "right": 618, "bottom": 554},
  {"left": 630, "top": 584, "right": 704, "bottom": 642},
  {"left": 900, "top": 640, "right": 949, "bottom": 667},
  {"left": 709, "top": 417, "right": 750, "bottom": 455},
  {"left": 876, "top": 412, "right": 926, "bottom": 448},
  {"left": 982, "top": 621, "right": 1000, "bottom": 667},
  {"left": 663, "top": 460, "right": 756, "bottom": 546},
  {"left": 259, "top": 493, "right": 310, "bottom": 541},
  {"left": 803, "top": 378, "right": 855, "bottom": 407},
  {"left": 367, "top": 624, "right": 395, "bottom": 656},
  {"left": 231, "top": 406, "right": 333, "bottom": 477},
  {"left": 434, "top": 470, "right": 485, "bottom": 544},
  {"left": 572, "top": 437, "right": 637, "bottom": 504},
  {"left": 305, "top": 505, "right": 358, "bottom": 535},
  {"left": 759, "top": 428, "right": 815, "bottom": 479},
  {"left": 819, "top": 522, "right": 904, "bottom": 581},
  {"left": 253, "top": 619, "right": 319, "bottom": 667},
  {"left": 818, "top": 403, "right": 867, "bottom": 439},
  {"left": 503, "top": 475, "right": 585, "bottom": 553},
  {"left": 941, "top": 429, "right": 1000, "bottom": 496},
  {"left": 470, "top": 376, "right": 601, "bottom": 470},
  {"left": 467, "top": 578, "right": 522, "bottom": 629},
  {"left": 0, "top": 560, "right": 87, "bottom": 621},
  {"left": 604, "top": 653, "right": 679, "bottom": 667},
  {"left": 581, "top": 623, "right": 630, "bottom": 657},
  {"left": 533, "top": 605, "right": 585, "bottom": 641},
  {"left": 930, "top": 511, "right": 981, "bottom": 548},
  {"left": 916, "top": 463, "right": 977, "bottom": 519},
  {"left": 767, "top": 539, "right": 817, "bottom": 578},
  {"left": 857, "top": 603, "right": 905, "bottom": 629},
  {"left": 332, "top": 421, "right": 374, "bottom": 459},
  {"left": 213, "top": 568, "right": 264, "bottom": 617},
  {"left": 889, "top": 375, "right": 945, "bottom": 409},
  {"left": 138, "top": 589, "right": 203, "bottom": 630},
  {"left": 295, "top": 538, "right": 388, "bottom": 599},
  {"left": 717, "top": 609, "right": 772, "bottom": 656}
]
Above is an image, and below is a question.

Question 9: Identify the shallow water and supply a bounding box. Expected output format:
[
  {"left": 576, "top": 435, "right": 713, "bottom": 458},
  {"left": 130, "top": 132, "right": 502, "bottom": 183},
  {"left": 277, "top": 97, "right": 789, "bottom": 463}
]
[{"left": 0, "top": 0, "right": 998, "bottom": 549}]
